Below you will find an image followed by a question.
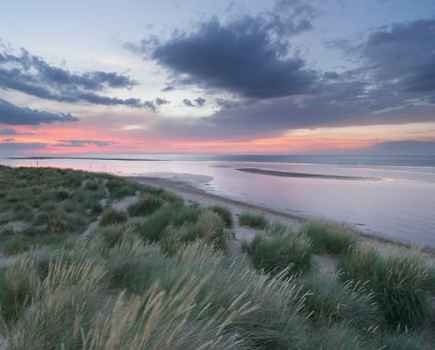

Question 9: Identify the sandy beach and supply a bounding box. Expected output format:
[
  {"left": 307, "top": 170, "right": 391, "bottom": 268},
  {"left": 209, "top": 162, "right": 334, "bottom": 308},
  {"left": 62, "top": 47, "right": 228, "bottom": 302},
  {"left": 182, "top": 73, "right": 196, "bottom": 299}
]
[{"left": 130, "top": 176, "right": 435, "bottom": 258}]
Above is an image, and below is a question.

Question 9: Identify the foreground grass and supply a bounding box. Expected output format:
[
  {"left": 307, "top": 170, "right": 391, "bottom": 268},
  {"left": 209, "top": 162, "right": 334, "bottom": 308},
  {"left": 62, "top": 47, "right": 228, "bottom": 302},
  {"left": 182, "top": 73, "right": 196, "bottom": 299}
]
[
  {"left": 339, "top": 245, "right": 435, "bottom": 330},
  {"left": 0, "top": 165, "right": 434, "bottom": 349}
]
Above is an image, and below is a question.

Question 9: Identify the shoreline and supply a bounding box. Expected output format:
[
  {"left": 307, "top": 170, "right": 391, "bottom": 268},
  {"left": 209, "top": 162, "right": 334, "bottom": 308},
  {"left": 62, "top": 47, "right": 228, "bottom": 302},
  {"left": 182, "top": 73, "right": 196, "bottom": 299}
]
[{"left": 129, "top": 175, "right": 435, "bottom": 257}]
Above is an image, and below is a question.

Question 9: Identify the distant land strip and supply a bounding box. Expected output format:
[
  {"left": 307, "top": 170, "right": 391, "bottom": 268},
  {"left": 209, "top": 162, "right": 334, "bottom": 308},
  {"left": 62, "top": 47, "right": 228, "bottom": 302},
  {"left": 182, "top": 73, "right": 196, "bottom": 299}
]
[
  {"left": 7, "top": 156, "right": 162, "bottom": 162},
  {"left": 237, "top": 168, "right": 380, "bottom": 181}
]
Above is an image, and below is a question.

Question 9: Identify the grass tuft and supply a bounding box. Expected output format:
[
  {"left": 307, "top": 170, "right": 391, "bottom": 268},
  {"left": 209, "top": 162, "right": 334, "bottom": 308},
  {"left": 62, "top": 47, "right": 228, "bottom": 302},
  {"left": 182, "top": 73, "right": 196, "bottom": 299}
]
[
  {"left": 208, "top": 205, "right": 233, "bottom": 228},
  {"left": 242, "top": 227, "right": 312, "bottom": 276},
  {"left": 339, "top": 246, "right": 435, "bottom": 329},
  {"left": 302, "top": 220, "right": 357, "bottom": 255},
  {"left": 0, "top": 255, "right": 40, "bottom": 323},
  {"left": 99, "top": 208, "right": 128, "bottom": 226},
  {"left": 301, "top": 272, "right": 380, "bottom": 330},
  {"left": 127, "top": 194, "right": 163, "bottom": 217},
  {"left": 239, "top": 211, "right": 268, "bottom": 229}
]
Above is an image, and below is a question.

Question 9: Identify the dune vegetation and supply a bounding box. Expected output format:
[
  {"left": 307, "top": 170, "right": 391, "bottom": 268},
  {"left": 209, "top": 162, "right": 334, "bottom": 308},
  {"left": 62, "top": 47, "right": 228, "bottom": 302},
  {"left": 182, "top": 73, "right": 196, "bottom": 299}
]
[
  {"left": 238, "top": 211, "right": 268, "bottom": 229},
  {"left": 0, "top": 165, "right": 434, "bottom": 349}
]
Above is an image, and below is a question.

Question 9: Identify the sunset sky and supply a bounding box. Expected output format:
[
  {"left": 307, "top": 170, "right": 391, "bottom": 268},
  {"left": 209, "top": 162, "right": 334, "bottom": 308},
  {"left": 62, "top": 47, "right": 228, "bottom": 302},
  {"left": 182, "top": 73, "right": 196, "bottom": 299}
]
[{"left": 1, "top": 0, "right": 435, "bottom": 155}]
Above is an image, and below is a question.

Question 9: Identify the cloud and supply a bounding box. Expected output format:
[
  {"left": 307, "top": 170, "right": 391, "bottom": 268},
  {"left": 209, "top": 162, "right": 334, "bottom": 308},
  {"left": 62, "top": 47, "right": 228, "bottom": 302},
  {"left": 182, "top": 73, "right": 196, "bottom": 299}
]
[
  {"left": 152, "top": 77, "right": 435, "bottom": 140},
  {"left": 127, "top": 15, "right": 435, "bottom": 139},
  {"left": 133, "top": 4, "right": 317, "bottom": 99},
  {"left": 0, "top": 141, "right": 46, "bottom": 154},
  {"left": 155, "top": 97, "right": 170, "bottom": 106},
  {"left": 0, "top": 128, "right": 18, "bottom": 135},
  {"left": 183, "top": 98, "right": 195, "bottom": 107},
  {"left": 332, "top": 19, "right": 435, "bottom": 96},
  {"left": 0, "top": 98, "right": 78, "bottom": 125},
  {"left": 0, "top": 49, "right": 137, "bottom": 90},
  {"left": 182, "top": 97, "right": 206, "bottom": 107},
  {"left": 161, "top": 86, "right": 175, "bottom": 92},
  {"left": 56, "top": 139, "right": 113, "bottom": 147},
  {"left": 362, "top": 19, "right": 435, "bottom": 93},
  {"left": 194, "top": 97, "right": 206, "bottom": 107},
  {"left": 0, "top": 45, "right": 157, "bottom": 111}
]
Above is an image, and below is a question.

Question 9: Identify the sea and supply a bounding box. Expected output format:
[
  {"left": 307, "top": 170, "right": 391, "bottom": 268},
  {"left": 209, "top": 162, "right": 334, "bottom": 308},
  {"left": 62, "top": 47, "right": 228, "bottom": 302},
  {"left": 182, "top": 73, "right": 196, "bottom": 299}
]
[{"left": 1, "top": 154, "right": 435, "bottom": 248}]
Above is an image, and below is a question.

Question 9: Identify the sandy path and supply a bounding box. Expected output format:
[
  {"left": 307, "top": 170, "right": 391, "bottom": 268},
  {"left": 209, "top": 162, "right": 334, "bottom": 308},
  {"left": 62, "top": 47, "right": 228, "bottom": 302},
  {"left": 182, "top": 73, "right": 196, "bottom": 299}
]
[{"left": 81, "top": 195, "right": 140, "bottom": 240}]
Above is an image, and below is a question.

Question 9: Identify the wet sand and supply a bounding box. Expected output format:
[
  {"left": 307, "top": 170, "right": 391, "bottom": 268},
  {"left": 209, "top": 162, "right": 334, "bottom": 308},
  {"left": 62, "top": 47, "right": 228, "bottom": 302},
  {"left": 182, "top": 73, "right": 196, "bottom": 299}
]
[{"left": 237, "top": 168, "right": 380, "bottom": 181}]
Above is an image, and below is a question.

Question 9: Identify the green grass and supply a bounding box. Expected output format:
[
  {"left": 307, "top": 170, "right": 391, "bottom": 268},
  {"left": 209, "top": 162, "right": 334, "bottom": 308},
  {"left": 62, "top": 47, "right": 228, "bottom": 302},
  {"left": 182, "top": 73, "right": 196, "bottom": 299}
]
[
  {"left": 1, "top": 166, "right": 435, "bottom": 349},
  {"left": 242, "top": 228, "right": 312, "bottom": 276},
  {"left": 127, "top": 194, "right": 163, "bottom": 217},
  {"left": 301, "top": 272, "right": 380, "bottom": 330},
  {"left": 239, "top": 211, "right": 268, "bottom": 229},
  {"left": 2, "top": 235, "right": 31, "bottom": 256},
  {"left": 134, "top": 205, "right": 177, "bottom": 243},
  {"left": 99, "top": 208, "right": 128, "bottom": 226},
  {"left": 106, "top": 177, "right": 140, "bottom": 199},
  {"left": 0, "top": 257, "right": 39, "bottom": 323},
  {"left": 162, "top": 210, "right": 230, "bottom": 254},
  {"left": 302, "top": 220, "right": 357, "bottom": 255},
  {"left": 306, "top": 323, "right": 367, "bottom": 350},
  {"left": 381, "top": 333, "right": 430, "bottom": 350},
  {"left": 208, "top": 205, "right": 233, "bottom": 228},
  {"left": 339, "top": 246, "right": 435, "bottom": 329},
  {"left": 95, "top": 224, "right": 127, "bottom": 249}
]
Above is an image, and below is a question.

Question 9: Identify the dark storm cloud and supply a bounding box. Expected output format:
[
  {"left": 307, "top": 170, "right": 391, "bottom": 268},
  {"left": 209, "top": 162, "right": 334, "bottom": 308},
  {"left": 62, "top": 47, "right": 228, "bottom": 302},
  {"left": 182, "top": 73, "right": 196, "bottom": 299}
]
[
  {"left": 0, "top": 98, "right": 77, "bottom": 125},
  {"left": 56, "top": 139, "right": 113, "bottom": 147},
  {"left": 0, "top": 48, "right": 137, "bottom": 90},
  {"left": 153, "top": 77, "right": 435, "bottom": 140},
  {"left": 332, "top": 19, "right": 435, "bottom": 95},
  {"left": 183, "top": 98, "right": 195, "bottom": 107},
  {"left": 0, "top": 46, "right": 157, "bottom": 111},
  {"left": 149, "top": 16, "right": 435, "bottom": 139},
  {"left": 155, "top": 97, "right": 170, "bottom": 106},
  {"left": 182, "top": 97, "right": 206, "bottom": 107},
  {"left": 194, "top": 97, "right": 206, "bottom": 107},
  {"left": 161, "top": 86, "right": 175, "bottom": 92},
  {"left": 133, "top": 0, "right": 317, "bottom": 99}
]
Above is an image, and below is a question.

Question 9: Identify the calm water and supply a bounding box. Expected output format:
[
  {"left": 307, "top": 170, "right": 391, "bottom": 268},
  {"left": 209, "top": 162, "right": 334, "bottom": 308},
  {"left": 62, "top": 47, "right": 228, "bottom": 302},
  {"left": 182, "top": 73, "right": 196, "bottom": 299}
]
[{"left": 2, "top": 155, "right": 435, "bottom": 248}]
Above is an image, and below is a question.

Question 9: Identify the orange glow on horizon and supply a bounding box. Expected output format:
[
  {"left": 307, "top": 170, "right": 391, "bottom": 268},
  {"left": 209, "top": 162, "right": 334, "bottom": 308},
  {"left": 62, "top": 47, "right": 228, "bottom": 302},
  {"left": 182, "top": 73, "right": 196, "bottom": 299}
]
[{"left": 1, "top": 122, "right": 435, "bottom": 155}]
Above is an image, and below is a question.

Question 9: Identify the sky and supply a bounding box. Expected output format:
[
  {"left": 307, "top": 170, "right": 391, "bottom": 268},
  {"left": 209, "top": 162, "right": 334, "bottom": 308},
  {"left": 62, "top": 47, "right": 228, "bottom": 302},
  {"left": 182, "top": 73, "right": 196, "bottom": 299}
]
[{"left": 1, "top": 0, "right": 435, "bottom": 155}]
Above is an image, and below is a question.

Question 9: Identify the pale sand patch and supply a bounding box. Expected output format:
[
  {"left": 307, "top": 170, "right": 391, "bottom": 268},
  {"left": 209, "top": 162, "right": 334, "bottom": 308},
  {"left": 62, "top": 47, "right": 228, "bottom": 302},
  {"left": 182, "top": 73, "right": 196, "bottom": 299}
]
[
  {"left": 0, "top": 254, "right": 15, "bottom": 269},
  {"left": 0, "top": 335, "right": 7, "bottom": 350},
  {"left": 81, "top": 194, "right": 140, "bottom": 239},
  {"left": 111, "top": 195, "right": 139, "bottom": 212}
]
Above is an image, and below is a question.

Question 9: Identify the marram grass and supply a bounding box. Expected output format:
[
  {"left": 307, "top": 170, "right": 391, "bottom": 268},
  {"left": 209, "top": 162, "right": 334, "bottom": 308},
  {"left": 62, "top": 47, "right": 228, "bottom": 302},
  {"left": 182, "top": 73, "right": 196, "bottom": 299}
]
[
  {"left": 1, "top": 166, "right": 434, "bottom": 349},
  {"left": 302, "top": 220, "right": 357, "bottom": 255},
  {"left": 339, "top": 245, "right": 435, "bottom": 329}
]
